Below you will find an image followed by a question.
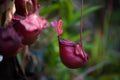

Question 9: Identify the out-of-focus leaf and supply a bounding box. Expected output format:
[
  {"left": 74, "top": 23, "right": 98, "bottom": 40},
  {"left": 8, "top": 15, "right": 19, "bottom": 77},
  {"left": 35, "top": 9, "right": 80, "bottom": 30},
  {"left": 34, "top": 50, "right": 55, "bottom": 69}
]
[
  {"left": 98, "top": 74, "right": 120, "bottom": 80},
  {"left": 17, "top": 52, "right": 22, "bottom": 67},
  {"left": 70, "top": 30, "right": 91, "bottom": 41},
  {"left": 70, "top": 5, "right": 102, "bottom": 26},
  {"left": 65, "top": 0, "right": 74, "bottom": 22},
  {"left": 40, "top": 4, "right": 59, "bottom": 16}
]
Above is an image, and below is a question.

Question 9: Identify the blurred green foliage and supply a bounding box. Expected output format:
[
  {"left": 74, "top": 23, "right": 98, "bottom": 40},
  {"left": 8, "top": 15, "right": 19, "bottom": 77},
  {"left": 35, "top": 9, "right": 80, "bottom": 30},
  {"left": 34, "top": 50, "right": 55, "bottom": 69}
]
[{"left": 18, "top": 0, "right": 120, "bottom": 80}]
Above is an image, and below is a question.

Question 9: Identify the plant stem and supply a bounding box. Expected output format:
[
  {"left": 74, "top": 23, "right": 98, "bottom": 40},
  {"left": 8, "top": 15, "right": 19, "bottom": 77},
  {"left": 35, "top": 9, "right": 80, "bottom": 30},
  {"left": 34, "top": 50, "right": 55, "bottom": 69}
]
[{"left": 80, "top": 0, "right": 83, "bottom": 46}]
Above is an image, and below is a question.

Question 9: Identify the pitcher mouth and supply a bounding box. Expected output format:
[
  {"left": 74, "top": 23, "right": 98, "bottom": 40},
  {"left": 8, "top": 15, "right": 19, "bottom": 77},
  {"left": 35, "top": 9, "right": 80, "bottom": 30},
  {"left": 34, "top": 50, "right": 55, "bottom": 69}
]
[{"left": 58, "top": 36, "right": 76, "bottom": 47}]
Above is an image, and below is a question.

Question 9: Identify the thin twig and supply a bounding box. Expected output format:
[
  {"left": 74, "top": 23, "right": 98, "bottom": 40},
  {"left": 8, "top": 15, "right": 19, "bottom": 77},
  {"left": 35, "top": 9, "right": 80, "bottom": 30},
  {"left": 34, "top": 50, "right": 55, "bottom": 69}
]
[{"left": 74, "top": 61, "right": 107, "bottom": 80}]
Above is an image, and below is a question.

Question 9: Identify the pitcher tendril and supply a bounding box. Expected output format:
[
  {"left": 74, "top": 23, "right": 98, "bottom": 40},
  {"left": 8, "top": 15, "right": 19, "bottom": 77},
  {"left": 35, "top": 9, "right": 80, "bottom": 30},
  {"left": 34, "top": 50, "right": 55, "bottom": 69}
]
[{"left": 80, "top": 0, "right": 83, "bottom": 46}]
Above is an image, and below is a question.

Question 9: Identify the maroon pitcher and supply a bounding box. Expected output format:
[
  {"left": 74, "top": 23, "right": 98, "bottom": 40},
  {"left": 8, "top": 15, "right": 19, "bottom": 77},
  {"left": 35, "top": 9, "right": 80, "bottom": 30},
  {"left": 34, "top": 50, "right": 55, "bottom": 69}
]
[{"left": 54, "top": 0, "right": 88, "bottom": 69}]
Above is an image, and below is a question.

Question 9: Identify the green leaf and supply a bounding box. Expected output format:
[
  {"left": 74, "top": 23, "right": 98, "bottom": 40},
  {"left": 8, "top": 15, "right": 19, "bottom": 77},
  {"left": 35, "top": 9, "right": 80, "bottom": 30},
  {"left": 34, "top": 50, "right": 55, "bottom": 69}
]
[
  {"left": 70, "top": 5, "right": 102, "bottom": 26},
  {"left": 40, "top": 4, "right": 59, "bottom": 16},
  {"left": 17, "top": 52, "right": 22, "bottom": 68}
]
